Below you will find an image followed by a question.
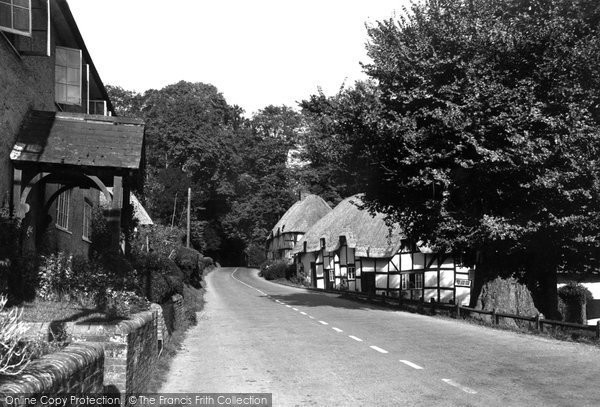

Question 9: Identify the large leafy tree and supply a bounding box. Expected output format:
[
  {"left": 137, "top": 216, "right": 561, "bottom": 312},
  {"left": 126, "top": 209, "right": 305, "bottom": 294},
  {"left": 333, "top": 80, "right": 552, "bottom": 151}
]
[
  {"left": 108, "top": 84, "right": 302, "bottom": 264},
  {"left": 108, "top": 82, "right": 242, "bottom": 259},
  {"left": 297, "top": 84, "right": 377, "bottom": 206},
  {"left": 223, "top": 106, "right": 301, "bottom": 264},
  {"left": 311, "top": 0, "right": 600, "bottom": 316}
]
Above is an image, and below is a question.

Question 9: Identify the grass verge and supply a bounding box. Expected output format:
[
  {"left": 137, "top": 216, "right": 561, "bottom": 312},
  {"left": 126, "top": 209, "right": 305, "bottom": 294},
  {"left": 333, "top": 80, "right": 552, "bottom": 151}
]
[{"left": 145, "top": 270, "right": 209, "bottom": 391}]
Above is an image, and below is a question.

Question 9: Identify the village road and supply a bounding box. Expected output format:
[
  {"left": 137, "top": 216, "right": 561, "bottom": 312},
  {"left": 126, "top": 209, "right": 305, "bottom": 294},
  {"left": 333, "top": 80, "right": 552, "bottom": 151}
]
[{"left": 159, "top": 267, "right": 600, "bottom": 406}]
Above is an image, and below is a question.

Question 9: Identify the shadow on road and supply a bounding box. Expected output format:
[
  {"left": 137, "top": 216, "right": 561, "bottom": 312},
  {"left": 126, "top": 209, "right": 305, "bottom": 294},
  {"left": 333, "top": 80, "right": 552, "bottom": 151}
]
[{"left": 267, "top": 291, "right": 399, "bottom": 313}]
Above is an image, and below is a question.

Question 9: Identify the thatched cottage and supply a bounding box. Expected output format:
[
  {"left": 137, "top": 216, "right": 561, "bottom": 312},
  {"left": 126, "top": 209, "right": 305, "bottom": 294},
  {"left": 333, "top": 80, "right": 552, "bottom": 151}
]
[
  {"left": 266, "top": 194, "right": 332, "bottom": 262},
  {"left": 292, "top": 195, "right": 473, "bottom": 305}
]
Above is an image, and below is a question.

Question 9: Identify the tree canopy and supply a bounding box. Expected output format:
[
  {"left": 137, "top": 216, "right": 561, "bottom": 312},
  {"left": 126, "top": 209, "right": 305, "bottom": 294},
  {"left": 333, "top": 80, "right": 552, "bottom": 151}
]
[
  {"left": 302, "top": 0, "right": 600, "bottom": 315},
  {"left": 107, "top": 83, "right": 300, "bottom": 265}
]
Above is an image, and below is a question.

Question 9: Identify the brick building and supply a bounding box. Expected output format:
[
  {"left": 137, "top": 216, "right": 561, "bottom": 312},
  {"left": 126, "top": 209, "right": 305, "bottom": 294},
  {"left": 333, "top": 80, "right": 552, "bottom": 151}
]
[{"left": 0, "top": 0, "right": 145, "bottom": 255}]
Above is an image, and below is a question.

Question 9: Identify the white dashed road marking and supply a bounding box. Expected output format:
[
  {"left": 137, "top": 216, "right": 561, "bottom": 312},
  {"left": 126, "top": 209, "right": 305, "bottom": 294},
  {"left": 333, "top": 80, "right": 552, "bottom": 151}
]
[
  {"left": 292, "top": 308, "right": 299, "bottom": 311},
  {"left": 286, "top": 305, "right": 292, "bottom": 308},
  {"left": 370, "top": 346, "right": 388, "bottom": 354},
  {"left": 442, "top": 379, "right": 477, "bottom": 394},
  {"left": 309, "top": 316, "right": 315, "bottom": 319},
  {"left": 399, "top": 360, "right": 423, "bottom": 370},
  {"left": 319, "top": 321, "right": 329, "bottom": 325},
  {"left": 300, "top": 312, "right": 307, "bottom": 315},
  {"left": 231, "top": 268, "right": 266, "bottom": 295},
  {"left": 332, "top": 327, "right": 343, "bottom": 333},
  {"left": 349, "top": 335, "right": 363, "bottom": 342}
]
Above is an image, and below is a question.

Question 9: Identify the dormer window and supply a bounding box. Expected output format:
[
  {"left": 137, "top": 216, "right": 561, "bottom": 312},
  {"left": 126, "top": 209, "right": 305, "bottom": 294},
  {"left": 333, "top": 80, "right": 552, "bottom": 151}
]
[
  {"left": 55, "top": 46, "right": 82, "bottom": 106},
  {"left": 0, "top": 0, "right": 31, "bottom": 37}
]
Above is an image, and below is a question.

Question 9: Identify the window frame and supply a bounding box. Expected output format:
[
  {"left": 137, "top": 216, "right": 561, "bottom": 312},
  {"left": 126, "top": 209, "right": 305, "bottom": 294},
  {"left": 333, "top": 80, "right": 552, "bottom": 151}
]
[
  {"left": 82, "top": 199, "right": 92, "bottom": 242},
  {"left": 55, "top": 45, "right": 82, "bottom": 106},
  {"left": 89, "top": 100, "right": 107, "bottom": 116},
  {"left": 55, "top": 188, "right": 71, "bottom": 232},
  {"left": 347, "top": 265, "right": 356, "bottom": 280},
  {"left": 0, "top": 0, "right": 31, "bottom": 37},
  {"left": 401, "top": 272, "right": 424, "bottom": 290}
]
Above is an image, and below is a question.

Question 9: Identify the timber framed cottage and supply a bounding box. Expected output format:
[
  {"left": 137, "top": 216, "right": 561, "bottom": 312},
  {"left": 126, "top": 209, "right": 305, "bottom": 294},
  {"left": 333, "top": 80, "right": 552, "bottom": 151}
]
[
  {"left": 0, "top": 0, "right": 145, "bottom": 255},
  {"left": 266, "top": 194, "right": 331, "bottom": 262},
  {"left": 293, "top": 195, "right": 474, "bottom": 305}
]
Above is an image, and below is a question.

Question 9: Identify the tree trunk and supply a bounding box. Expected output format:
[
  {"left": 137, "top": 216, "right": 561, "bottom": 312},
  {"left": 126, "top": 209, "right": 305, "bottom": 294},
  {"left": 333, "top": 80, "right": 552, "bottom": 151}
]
[{"left": 536, "top": 268, "right": 559, "bottom": 319}]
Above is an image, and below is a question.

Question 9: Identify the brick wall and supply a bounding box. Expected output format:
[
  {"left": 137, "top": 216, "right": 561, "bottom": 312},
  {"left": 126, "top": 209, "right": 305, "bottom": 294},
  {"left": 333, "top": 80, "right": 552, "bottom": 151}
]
[
  {"left": 172, "top": 294, "right": 185, "bottom": 331},
  {"left": 0, "top": 343, "right": 104, "bottom": 400},
  {"left": 70, "top": 311, "right": 157, "bottom": 395},
  {"left": 22, "top": 310, "right": 158, "bottom": 395},
  {"left": 150, "top": 303, "right": 170, "bottom": 348},
  {"left": 0, "top": 37, "right": 55, "bottom": 206},
  {"left": 160, "top": 294, "right": 186, "bottom": 334}
]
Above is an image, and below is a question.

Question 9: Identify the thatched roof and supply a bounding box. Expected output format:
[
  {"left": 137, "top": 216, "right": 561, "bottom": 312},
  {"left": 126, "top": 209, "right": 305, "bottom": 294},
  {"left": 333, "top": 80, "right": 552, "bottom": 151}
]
[
  {"left": 269, "top": 194, "right": 332, "bottom": 238},
  {"left": 293, "top": 194, "right": 405, "bottom": 258}
]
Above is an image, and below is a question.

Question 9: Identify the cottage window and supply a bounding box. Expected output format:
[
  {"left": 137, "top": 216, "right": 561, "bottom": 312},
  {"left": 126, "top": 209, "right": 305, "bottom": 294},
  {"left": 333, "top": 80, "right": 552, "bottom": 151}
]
[
  {"left": 55, "top": 46, "right": 82, "bottom": 106},
  {"left": 55, "top": 188, "right": 71, "bottom": 231},
  {"left": 401, "top": 273, "right": 423, "bottom": 290},
  {"left": 0, "top": 0, "right": 31, "bottom": 37},
  {"left": 347, "top": 266, "right": 356, "bottom": 280},
  {"left": 89, "top": 100, "right": 107, "bottom": 115},
  {"left": 328, "top": 269, "right": 335, "bottom": 282},
  {"left": 82, "top": 200, "right": 92, "bottom": 242}
]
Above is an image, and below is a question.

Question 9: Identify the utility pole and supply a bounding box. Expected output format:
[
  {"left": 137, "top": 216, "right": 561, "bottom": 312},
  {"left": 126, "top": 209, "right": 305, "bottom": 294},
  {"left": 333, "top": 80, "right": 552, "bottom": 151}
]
[
  {"left": 171, "top": 193, "right": 178, "bottom": 228},
  {"left": 186, "top": 187, "right": 191, "bottom": 248}
]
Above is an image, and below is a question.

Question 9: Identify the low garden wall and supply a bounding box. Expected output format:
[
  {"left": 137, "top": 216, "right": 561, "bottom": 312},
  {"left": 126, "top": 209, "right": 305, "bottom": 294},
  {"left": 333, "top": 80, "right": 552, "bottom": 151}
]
[
  {"left": 160, "top": 294, "right": 185, "bottom": 334},
  {"left": 22, "top": 311, "right": 158, "bottom": 395},
  {"left": 0, "top": 343, "right": 104, "bottom": 398}
]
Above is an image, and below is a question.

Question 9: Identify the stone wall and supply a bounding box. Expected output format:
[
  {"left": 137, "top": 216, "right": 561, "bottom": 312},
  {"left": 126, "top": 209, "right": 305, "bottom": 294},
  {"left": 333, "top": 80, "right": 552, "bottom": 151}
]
[{"left": 0, "top": 343, "right": 104, "bottom": 398}]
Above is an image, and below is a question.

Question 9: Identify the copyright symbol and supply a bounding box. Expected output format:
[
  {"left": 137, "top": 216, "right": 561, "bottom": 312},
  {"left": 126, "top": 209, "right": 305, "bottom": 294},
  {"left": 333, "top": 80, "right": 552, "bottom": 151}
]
[{"left": 129, "top": 396, "right": 138, "bottom": 405}]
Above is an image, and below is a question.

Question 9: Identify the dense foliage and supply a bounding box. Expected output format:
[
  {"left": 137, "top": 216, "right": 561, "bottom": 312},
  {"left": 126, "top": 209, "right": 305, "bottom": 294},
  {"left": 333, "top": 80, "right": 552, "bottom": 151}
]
[
  {"left": 0, "top": 296, "right": 31, "bottom": 376},
  {"left": 107, "top": 84, "right": 302, "bottom": 265},
  {"left": 259, "top": 260, "right": 295, "bottom": 281},
  {"left": 106, "top": 1, "right": 600, "bottom": 317},
  {"left": 558, "top": 282, "right": 593, "bottom": 305},
  {"left": 298, "top": 0, "right": 600, "bottom": 316}
]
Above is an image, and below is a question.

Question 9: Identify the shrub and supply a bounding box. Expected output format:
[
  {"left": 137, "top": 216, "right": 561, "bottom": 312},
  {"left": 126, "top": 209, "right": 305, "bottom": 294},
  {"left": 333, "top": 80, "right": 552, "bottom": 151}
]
[
  {"left": 558, "top": 282, "right": 593, "bottom": 305},
  {"left": 558, "top": 281, "right": 593, "bottom": 324},
  {"left": 171, "top": 247, "right": 205, "bottom": 288},
  {"left": 104, "top": 289, "right": 151, "bottom": 319},
  {"left": 131, "top": 224, "right": 186, "bottom": 259},
  {"left": 260, "top": 260, "right": 289, "bottom": 280},
  {"left": 93, "top": 252, "right": 138, "bottom": 292},
  {"left": 0, "top": 209, "right": 39, "bottom": 304},
  {"left": 132, "top": 252, "right": 184, "bottom": 303},
  {"left": 198, "top": 256, "right": 214, "bottom": 273},
  {"left": 37, "top": 252, "right": 73, "bottom": 302},
  {"left": 0, "top": 208, "right": 21, "bottom": 289},
  {"left": 6, "top": 253, "right": 38, "bottom": 303},
  {"left": 246, "top": 243, "right": 266, "bottom": 267},
  {"left": 0, "top": 295, "right": 31, "bottom": 376}
]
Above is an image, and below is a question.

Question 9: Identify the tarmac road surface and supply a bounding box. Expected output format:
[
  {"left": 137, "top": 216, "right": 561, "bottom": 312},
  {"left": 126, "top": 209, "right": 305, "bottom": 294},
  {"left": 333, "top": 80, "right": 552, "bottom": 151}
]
[{"left": 159, "top": 267, "right": 600, "bottom": 406}]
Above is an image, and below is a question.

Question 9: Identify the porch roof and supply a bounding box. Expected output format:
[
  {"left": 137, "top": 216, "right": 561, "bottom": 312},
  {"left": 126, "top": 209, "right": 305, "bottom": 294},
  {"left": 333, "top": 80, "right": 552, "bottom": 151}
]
[{"left": 10, "top": 111, "right": 144, "bottom": 170}]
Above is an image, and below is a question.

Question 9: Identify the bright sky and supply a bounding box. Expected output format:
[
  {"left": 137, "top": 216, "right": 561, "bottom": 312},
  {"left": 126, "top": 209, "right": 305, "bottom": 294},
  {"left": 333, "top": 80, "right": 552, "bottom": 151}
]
[{"left": 67, "top": 0, "right": 409, "bottom": 116}]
